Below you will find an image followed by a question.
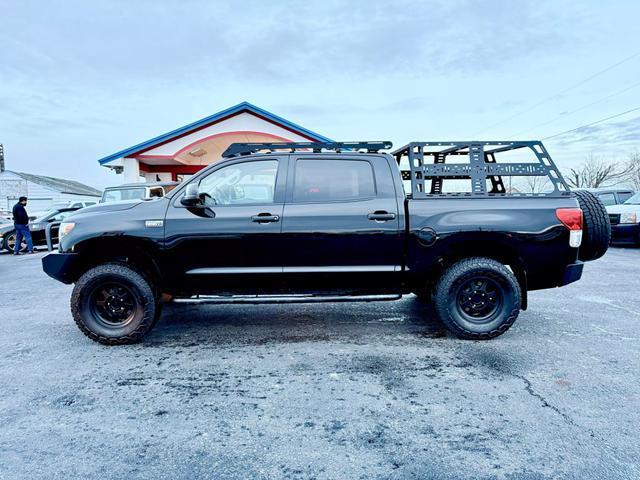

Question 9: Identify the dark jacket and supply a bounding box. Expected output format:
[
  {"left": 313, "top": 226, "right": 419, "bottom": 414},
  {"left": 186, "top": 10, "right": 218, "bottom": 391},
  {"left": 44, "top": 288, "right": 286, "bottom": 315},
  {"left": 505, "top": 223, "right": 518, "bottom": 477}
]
[{"left": 12, "top": 202, "right": 29, "bottom": 225}]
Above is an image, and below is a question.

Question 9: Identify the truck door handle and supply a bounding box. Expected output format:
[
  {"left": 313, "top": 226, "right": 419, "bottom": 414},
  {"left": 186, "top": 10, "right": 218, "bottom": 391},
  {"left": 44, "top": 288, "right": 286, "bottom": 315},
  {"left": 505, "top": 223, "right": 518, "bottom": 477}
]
[
  {"left": 367, "top": 211, "right": 396, "bottom": 221},
  {"left": 251, "top": 213, "right": 280, "bottom": 223}
]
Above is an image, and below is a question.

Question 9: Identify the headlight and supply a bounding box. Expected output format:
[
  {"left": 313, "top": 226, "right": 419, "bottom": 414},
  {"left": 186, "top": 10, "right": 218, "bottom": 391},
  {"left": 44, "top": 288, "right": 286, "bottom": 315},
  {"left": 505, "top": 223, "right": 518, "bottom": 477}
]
[
  {"left": 29, "top": 222, "right": 45, "bottom": 231},
  {"left": 59, "top": 222, "right": 76, "bottom": 240},
  {"left": 620, "top": 212, "right": 638, "bottom": 224}
]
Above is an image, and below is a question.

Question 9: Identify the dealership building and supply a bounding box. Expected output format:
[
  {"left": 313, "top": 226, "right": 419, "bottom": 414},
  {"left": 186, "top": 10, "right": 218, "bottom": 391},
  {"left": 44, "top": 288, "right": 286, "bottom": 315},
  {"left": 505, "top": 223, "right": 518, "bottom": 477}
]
[{"left": 98, "top": 102, "right": 332, "bottom": 183}]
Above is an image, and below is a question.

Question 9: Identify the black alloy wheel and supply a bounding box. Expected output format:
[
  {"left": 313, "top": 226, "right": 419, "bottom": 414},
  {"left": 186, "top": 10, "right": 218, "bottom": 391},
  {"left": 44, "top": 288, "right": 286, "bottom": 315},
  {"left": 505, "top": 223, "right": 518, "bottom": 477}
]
[
  {"left": 89, "top": 283, "right": 137, "bottom": 328},
  {"left": 434, "top": 257, "right": 521, "bottom": 340},
  {"left": 455, "top": 276, "right": 503, "bottom": 322},
  {"left": 71, "top": 263, "right": 158, "bottom": 345}
]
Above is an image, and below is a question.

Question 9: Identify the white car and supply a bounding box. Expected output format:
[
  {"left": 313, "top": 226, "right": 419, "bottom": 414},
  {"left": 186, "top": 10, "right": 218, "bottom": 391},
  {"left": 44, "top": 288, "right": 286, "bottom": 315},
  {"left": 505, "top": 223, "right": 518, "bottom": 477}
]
[
  {"left": 606, "top": 192, "right": 640, "bottom": 245},
  {"left": 100, "top": 181, "right": 179, "bottom": 203}
]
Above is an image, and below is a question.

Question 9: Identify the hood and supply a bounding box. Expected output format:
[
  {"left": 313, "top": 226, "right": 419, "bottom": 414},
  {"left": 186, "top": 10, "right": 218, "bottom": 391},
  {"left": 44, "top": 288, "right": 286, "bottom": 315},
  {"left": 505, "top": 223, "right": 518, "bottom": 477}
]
[
  {"left": 66, "top": 197, "right": 169, "bottom": 221},
  {"left": 70, "top": 199, "right": 144, "bottom": 217},
  {"left": 606, "top": 203, "right": 640, "bottom": 214}
]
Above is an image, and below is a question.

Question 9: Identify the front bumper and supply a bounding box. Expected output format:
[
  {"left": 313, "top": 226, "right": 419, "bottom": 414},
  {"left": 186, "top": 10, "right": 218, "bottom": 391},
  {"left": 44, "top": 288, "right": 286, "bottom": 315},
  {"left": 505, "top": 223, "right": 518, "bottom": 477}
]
[
  {"left": 42, "top": 253, "right": 80, "bottom": 284},
  {"left": 610, "top": 223, "right": 640, "bottom": 245},
  {"left": 559, "top": 261, "right": 584, "bottom": 287}
]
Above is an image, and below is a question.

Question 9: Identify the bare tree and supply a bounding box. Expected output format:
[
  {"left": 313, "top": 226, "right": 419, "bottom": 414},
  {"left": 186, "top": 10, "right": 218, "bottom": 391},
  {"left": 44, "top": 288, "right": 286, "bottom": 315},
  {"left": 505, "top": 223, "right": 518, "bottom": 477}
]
[
  {"left": 524, "top": 175, "right": 550, "bottom": 193},
  {"left": 626, "top": 150, "right": 640, "bottom": 190},
  {"left": 565, "top": 153, "right": 631, "bottom": 188}
]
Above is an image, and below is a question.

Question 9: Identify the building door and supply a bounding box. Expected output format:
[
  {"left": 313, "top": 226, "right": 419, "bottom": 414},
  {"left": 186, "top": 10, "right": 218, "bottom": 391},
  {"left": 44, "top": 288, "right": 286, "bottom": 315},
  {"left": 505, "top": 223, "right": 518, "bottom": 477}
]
[{"left": 163, "top": 157, "right": 287, "bottom": 294}]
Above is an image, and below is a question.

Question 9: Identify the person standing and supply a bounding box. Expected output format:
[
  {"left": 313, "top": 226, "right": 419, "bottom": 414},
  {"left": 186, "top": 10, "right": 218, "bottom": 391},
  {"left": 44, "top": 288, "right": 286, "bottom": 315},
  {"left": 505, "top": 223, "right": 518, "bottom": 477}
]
[{"left": 12, "top": 196, "right": 34, "bottom": 255}]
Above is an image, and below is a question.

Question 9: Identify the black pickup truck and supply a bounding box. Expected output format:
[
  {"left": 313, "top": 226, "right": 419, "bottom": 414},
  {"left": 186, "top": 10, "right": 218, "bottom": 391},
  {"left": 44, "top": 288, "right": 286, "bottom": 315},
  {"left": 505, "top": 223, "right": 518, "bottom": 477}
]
[{"left": 42, "top": 141, "right": 610, "bottom": 345}]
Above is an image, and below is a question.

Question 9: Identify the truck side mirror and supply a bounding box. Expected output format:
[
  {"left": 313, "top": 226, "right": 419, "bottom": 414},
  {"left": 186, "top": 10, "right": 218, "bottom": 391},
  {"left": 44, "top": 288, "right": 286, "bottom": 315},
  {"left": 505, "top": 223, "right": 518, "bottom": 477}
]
[{"left": 180, "top": 183, "right": 201, "bottom": 207}]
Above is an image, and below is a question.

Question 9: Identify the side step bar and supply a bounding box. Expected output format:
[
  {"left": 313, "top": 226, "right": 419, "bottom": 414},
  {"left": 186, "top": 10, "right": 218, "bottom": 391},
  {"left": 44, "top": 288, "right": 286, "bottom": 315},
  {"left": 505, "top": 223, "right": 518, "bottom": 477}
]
[{"left": 172, "top": 294, "right": 402, "bottom": 305}]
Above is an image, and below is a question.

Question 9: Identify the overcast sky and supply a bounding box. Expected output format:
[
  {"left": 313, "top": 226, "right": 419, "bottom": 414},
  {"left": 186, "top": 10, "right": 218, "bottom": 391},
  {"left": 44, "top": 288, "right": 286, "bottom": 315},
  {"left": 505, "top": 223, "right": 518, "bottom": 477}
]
[{"left": 2, "top": 0, "right": 640, "bottom": 189}]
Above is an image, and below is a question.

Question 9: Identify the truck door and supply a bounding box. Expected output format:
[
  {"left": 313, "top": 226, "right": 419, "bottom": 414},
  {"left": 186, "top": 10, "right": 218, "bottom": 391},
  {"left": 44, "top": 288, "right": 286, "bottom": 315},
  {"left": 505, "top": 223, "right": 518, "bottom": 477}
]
[
  {"left": 280, "top": 155, "right": 404, "bottom": 294},
  {"left": 163, "top": 156, "right": 287, "bottom": 294}
]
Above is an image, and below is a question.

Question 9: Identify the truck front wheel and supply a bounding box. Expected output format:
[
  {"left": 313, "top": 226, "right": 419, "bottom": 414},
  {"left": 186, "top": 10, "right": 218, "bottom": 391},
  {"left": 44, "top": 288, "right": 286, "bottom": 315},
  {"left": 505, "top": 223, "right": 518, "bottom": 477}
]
[
  {"left": 71, "top": 263, "right": 158, "bottom": 345},
  {"left": 434, "top": 257, "right": 521, "bottom": 340}
]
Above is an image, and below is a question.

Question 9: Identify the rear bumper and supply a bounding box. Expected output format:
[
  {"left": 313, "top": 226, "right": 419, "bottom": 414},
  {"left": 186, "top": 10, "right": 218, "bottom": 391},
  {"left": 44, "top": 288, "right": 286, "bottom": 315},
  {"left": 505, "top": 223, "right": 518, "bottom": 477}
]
[
  {"left": 42, "top": 253, "right": 80, "bottom": 284},
  {"left": 559, "top": 261, "right": 584, "bottom": 286},
  {"left": 611, "top": 223, "right": 640, "bottom": 244}
]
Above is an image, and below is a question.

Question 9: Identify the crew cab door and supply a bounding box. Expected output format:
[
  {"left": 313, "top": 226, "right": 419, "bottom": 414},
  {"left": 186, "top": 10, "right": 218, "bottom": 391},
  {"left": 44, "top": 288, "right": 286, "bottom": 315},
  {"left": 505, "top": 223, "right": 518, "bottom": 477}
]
[
  {"left": 280, "top": 155, "right": 403, "bottom": 294},
  {"left": 163, "top": 156, "right": 287, "bottom": 294}
]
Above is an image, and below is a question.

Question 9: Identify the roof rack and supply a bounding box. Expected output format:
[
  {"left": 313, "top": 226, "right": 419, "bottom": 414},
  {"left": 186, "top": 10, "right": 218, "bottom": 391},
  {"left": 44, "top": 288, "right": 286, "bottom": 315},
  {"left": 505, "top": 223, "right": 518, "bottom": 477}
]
[
  {"left": 222, "top": 141, "right": 393, "bottom": 158},
  {"left": 392, "top": 141, "right": 570, "bottom": 197}
]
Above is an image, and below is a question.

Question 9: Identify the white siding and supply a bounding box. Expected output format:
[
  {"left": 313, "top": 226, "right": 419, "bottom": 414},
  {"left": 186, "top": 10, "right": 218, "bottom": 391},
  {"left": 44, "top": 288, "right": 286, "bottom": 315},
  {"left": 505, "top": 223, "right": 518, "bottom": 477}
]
[{"left": 0, "top": 171, "right": 99, "bottom": 214}]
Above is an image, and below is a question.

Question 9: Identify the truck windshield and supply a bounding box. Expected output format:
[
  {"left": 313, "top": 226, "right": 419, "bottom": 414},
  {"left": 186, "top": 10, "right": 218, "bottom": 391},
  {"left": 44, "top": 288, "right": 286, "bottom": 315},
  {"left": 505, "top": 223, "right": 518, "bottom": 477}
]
[
  {"left": 34, "top": 210, "right": 57, "bottom": 222},
  {"left": 623, "top": 192, "right": 640, "bottom": 205},
  {"left": 102, "top": 187, "right": 146, "bottom": 203}
]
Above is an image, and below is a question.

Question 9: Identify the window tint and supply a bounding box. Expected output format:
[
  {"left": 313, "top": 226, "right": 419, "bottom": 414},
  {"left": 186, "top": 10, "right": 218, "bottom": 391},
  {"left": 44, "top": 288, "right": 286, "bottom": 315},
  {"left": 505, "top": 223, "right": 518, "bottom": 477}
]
[
  {"left": 618, "top": 192, "right": 633, "bottom": 203},
  {"left": 198, "top": 160, "right": 278, "bottom": 205},
  {"left": 293, "top": 159, "right": 375, "bottom": 202},
  {"left": 598, "top": 193, "right": 616, "bottom": 206}
]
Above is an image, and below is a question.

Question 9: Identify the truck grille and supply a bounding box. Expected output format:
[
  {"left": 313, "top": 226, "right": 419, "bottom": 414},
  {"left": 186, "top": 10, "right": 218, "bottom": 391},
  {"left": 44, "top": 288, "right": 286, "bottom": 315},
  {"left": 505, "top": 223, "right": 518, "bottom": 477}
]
[{"left": 609, "top": 214, "right": 620, "bottom": 225}]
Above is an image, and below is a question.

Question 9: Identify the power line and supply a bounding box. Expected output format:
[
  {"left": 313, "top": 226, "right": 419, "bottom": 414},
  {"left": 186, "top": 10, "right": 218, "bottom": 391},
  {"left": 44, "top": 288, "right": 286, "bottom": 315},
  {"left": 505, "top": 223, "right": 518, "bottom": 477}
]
[
  {"left": 470, "top": 50, "right": 640, "bottom": 136},
  {"left": 507, "top": 79, "right": 640, "bottom": 138},
  {"left": 542, "top": 106, "right": 640, "bottom": 140}
]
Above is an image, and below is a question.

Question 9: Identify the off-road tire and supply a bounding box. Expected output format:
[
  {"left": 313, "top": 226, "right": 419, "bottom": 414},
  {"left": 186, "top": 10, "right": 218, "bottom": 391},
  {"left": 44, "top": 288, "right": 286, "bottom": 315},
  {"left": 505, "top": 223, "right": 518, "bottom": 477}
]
[
  {"left": 71, "top": 263, "right": 158, "bottom": 345},
  {"left": 574, "top": 190, "right": 610, "bottom": 261},
  {"left": 434, "top": 257, "right": 521, "bottom": 340}
]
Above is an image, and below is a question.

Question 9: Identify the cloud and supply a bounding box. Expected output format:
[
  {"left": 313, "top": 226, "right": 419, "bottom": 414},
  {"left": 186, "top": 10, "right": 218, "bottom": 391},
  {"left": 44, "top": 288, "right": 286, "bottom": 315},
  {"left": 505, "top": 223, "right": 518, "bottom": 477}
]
[
  {"left": 1, "top": 0, "right": 585, "bottom": 88},
  {"left": 557, "top": 116, "right": 640, "bottom": 145}
]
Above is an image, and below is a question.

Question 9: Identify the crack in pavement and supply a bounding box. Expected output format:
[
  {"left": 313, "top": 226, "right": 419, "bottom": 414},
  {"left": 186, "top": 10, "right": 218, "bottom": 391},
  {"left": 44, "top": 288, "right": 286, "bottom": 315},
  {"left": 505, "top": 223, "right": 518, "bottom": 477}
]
[{"left": 511, "top": 373, "right": 578, "bottom": 427}]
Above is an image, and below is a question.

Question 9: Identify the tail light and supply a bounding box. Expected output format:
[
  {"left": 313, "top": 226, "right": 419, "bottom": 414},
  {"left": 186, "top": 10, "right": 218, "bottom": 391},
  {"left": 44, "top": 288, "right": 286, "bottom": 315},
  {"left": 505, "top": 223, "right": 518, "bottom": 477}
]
[{"left": 556, "top": 208, "right": 583, "bottom": 248}]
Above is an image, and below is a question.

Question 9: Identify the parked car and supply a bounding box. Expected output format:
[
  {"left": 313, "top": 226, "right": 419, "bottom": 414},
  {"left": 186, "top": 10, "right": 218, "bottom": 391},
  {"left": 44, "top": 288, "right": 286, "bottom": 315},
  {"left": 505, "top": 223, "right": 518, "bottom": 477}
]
[
  {"left": 606, "top": 192, "right": 640, "bottom": 245},
  {"left": 42, "top": 140, "right": 610, "bottom": 345},
  {"left": 1, "top": 207, "right": 81, "bottom": 252},
  {"left": 100, "top": 182, "right": 179, "bottom": 203},
  {"left": 583, "top": 188, "right": 635, "bottom": 207}
]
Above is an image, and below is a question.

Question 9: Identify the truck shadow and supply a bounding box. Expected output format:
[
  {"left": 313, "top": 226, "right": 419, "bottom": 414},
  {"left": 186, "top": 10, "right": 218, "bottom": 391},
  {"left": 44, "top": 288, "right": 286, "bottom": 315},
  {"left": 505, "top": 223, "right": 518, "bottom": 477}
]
[{"left": 146, "top": 297, "right": 448, "bottom": 347}]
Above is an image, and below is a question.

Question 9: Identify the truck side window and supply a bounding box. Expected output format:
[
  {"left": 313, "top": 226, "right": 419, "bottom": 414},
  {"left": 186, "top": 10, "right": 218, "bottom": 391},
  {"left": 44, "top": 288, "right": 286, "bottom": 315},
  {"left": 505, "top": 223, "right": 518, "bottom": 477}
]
[
  {"left": 293, "top": 159, "right": 375, "bottom": 202},
  {"left": 198, "top": 160, "right": 278, "bottom": 205},
  {"left": 617, "top": 192, "right": 633, "bottom": 203},
  {"left": 598, "top": 193, "right": 616, "bottom": 206}
]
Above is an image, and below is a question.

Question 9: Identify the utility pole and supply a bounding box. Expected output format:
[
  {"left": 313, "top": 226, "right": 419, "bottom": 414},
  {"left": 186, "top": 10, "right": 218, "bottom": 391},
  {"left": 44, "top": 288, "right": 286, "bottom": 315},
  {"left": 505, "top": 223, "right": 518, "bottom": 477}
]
[{"left": 0, "top": 143, "right": 4, "bottom": 172}]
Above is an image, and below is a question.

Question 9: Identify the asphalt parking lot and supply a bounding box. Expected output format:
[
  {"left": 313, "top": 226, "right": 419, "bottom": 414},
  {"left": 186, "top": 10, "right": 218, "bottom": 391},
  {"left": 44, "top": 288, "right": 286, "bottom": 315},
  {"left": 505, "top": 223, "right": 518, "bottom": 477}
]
[{"left": 0, "top": 248, "right": 639, "bottom": 480}]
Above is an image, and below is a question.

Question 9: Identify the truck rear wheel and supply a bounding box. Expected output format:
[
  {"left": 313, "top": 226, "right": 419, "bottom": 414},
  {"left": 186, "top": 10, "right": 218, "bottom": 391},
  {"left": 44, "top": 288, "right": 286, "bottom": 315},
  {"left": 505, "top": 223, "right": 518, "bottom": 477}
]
[
  {"left": 71, "top": 263, "right": 158, "bottom": 345},
  {"left": 434, "top": 257, "right": 521, "bottom": 340}
]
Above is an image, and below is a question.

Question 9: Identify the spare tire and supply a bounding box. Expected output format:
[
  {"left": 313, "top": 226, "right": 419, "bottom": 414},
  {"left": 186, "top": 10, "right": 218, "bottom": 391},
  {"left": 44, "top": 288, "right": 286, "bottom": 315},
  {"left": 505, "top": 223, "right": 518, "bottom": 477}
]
[{"left": 574, "top": 190, "right": 611, "bottom": 261}]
